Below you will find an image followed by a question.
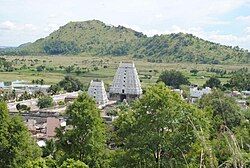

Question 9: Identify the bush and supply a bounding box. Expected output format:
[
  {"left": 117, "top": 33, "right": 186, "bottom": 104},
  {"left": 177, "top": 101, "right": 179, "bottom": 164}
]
[
  {"left": 203, "top": 77, "right": 221, "bottom": 88},
  {"left": 16, "top": 103, "right": 30, "bottom": 112},
  {"left": 37, "top": 96, "right": 53, "bottom": 109},
  {"left": 157, "top": 70, "right": 190, "bottom": 89}
]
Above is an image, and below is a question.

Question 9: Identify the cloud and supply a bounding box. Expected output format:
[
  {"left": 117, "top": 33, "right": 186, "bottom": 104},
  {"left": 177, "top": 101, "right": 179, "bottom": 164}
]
[
  {"left": 1, "top": 0, "right": 250, "bottom": 47},
  {"left": 0, "top": 21, "right": 16, "bottom": 30},
  {"left": 48, "top": 14, "right": 57, "bottom": 19},
  {"left": 209, "top": 34, "right": 250, "bottom": 50},
  {"left": 236, "top": 15, "right": 250, "bottom": 21},
  {"left": 236, "top": 15, "right": 250, "bottom": 24},
  {"left": 44, "top": 23, "right": 60, "bottom": 32},
  {"left": 23, "top": 24, "right": 37, "bottom": 31},
  {"left": 246, "top": 27, "right": 250, "bottom": 34},
  {"left": 0, "top": 21, "right": 37, "bottom": 31},
  {"left": 138, "top": 25, "right": 250, "bottom": 50}
]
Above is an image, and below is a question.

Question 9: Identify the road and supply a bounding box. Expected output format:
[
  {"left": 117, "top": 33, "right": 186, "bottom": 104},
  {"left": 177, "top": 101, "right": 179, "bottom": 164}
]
[{"left": 7, "top": 92, "right": 79, "bottom": 112}]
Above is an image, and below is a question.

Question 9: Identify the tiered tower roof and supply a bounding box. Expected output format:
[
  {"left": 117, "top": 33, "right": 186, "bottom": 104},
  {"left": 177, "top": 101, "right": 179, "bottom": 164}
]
[
  {"left": 88, "top": 79, "right": 108, "bottom": 105},
  {"left": 109, "top": 62, "right": 142, "bottom": 95}
]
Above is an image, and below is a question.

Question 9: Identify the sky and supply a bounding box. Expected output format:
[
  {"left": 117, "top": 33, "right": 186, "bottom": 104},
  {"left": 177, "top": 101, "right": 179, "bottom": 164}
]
[{"left": 0, "top": 0, "right": 250, "bottom": 50}]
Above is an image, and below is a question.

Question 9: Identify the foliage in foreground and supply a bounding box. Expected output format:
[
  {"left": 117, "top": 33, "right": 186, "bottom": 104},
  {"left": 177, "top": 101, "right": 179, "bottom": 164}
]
[
  {"left": 56, "top": 93, "right": 108, "bottom": 167},
  {"left": 1, "top": 85, "right": 249, "bottom": 167},
  {"left": 112, "top": 84, "right": 216, "bottom": 167},
  {"left": 198, "top": 90, "right": 250, "bottom": 167},
  {"left": 0, "top": 101, "right": 42, "bottom": 167}
]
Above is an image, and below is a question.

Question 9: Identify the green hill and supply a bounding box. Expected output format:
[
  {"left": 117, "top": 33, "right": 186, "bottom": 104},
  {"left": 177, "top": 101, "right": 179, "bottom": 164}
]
[
  {"left": 1, "top": 20, "right": 249, "bottom": 64},
  {"left": 133, "top": 33, "right": 249, "bottom": 63}
]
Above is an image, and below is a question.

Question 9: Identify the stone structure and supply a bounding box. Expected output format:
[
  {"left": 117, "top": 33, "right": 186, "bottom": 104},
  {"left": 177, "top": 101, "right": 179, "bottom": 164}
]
[
  {"left": 88, "top": 79, "right": 108, "bottom": 105},
  {"left": 109, "top": 62, "right": 142, "bottom": 101},
  {"left": 190, "top": 86, "right": 211, "bottom": 103}
]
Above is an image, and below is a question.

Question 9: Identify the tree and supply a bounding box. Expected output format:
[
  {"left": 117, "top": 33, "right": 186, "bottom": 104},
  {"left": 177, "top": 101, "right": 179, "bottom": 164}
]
[
  {"left": 37, "top": 96, "right": 53, "bottom": 109},
  {"left": 16, "top": 103, "right": 31, "bottom": 112},
  {"left": 190, "top": 69, "right": 199, "bottom": 76},
  {"left": 60, "top": 159, "right": 89, "bottom": 168},
  {"left": 227, "top": 70, "right": 250, "bottom": 91},
  {"left": 65, "top": 65, "right": 75, "bottom": 73},
  {"left": 0, "top": 101, "right": 42, "bottom": 167},
  {"left": 113, "top": 84, "right": 215, "bottom": 167},
  {"left": 56, "top": 93, "right": 107, "bottom": 167},
  {"left": 58, "top": 76, "right": 83, "bottom": 92},
  {"left": 48, "top": 84, "right": 61, "bottom": 95},
  {"left": 198, "top": 89, "right": 241, "bottom": 131},
  {"left": 18, "top": 91, "right": 32, "bottom": 101},
  {"left": 203, "top": 77, "right": 221, "bottom": 88},
  {"left": 25, "top": 157, "right": 57, "bottom": 168},
  {"left": 198, "top": 90, "right": 249, "bottom": 166},
  {"left": 42, "top": 139, "right": 57, "bottom": 157},
  {"left": 40, "top": 79, "right": 44, "bottom": 85},
  {"left": 157, "top": 70, "right": 190, "bottom": 89},
  {"left": 36, "top": 65, "right": 45, "bottom": 72}
]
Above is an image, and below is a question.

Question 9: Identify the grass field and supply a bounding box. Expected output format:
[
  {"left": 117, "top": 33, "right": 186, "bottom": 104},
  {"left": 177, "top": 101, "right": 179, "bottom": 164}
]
[{"left": 1, "top": 55, "right": 249, "bottom": 89}]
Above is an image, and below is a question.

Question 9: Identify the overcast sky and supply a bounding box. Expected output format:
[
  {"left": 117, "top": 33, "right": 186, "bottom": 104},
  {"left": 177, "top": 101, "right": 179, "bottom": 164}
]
[{"left": 1, "top": 0, "right": 250, "bottom": 50}]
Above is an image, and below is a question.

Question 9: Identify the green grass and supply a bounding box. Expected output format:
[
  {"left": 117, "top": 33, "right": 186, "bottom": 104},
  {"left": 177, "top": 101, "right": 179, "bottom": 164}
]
[{"left": 1, "top": 55, "right": 248, "bottom": 89}]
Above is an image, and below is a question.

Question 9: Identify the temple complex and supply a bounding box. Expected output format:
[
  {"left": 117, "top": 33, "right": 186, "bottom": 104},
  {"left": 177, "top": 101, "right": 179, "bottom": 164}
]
[
  {"left": 109, "top": 62, "right": 142, "bottom": 101},
  {"left": 88, "top": 79, "right": 108, "bottom": 105}
]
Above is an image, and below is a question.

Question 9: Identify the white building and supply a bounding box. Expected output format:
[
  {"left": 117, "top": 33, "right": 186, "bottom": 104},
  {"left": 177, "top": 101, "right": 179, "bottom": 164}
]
[
  {"left": 190, "top": 86, "right": 211, "bottom": 103},
  {"left": 88, "top": 80, "right": 108, "bottom": 105},
  {"left": 109, "top": 62, "right": 142, "bottom": 101},
  {"left": 0, "top": 82, "right": 4, "bottom": 88},
  {"left": 11, "top": 80, "right": 50, "bottom": 94},
  {"left": 242, "top": 91, "right": 250, "bottom": 97},
  {"left": 172, "top": 89, "right": 183, "bottom": 99}
]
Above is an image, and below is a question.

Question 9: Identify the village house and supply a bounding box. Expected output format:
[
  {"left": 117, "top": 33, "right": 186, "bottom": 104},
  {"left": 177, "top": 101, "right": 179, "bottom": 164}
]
[{"left": 190, "top": 86, "right": 211, "bottom": 103}]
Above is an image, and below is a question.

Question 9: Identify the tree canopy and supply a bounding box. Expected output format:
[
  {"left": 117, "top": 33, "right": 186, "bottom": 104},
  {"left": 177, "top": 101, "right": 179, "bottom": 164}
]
[
  {"left": 203, "top": 77, "right": 221, "bottom": 88},
  {"left": 113, "top": 84, "right": 214, "bottom": 167},
  {"left": 56, "top": 93, "right": 107, "bottom": 168},
  {"left": 60, "top": 159, "right": 89, "bottom": 168},
  {"left": 226, "top": 68, "right": 250, "bottom": 91},
  {"left": 157, "top": 70, "right": 190, "bottom": 89},
  {"left": 49, "top": 76, "right": 83, "bottom": 94},
  {"left": 198, "top": 89, "right": 242, "bottom": 131},
  {"left": 0, "top": 101, "right": 42, "bottom": 167},
  {"left": 197, "top": 89, "right": 249, "bottom": 166},
  {"left": 37, "top": 96, "right": 54, "bottom": 109}
]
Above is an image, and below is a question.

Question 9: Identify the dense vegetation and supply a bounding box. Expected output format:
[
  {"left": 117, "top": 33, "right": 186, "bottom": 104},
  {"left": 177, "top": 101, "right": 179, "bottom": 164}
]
[
  {"left": 0, "top": 102, "right": 41, "bottom": 167},
  {"left": 227, "top": 67, "right": 250, "bottom": 91},
  {"left": 0, "top": 84, "right": 249, "bottom": 167},
  {"left": 0, "top": 84, "right": 250, "bottom": 168},
  {"left": 48, "top": 76, "right": 84, "bottom": 94},
  {"left": 56, "top": 93, "right": 108, "bottom": 167},
  {"left": 1, "top": 20, "right": 249, "bottom": 64},
  {"left": 0, "top": 57, "right": 13, "bottom": 71},
  {"left": 157, "top": 70, "right": 190, "bottom": 88},
  {"left": 37, "top": 96, "right": 54, "bottom": 109}
]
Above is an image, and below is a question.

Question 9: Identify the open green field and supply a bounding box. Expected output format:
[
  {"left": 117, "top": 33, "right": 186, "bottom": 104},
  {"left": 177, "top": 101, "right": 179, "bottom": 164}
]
[{"left": 1, "top": 55, "right": 249, "bottom": 89}]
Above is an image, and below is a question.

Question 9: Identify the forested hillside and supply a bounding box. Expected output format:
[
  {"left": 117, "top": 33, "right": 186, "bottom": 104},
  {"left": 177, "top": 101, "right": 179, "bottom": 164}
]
[{"left": 1, "top": 20, "right": 249, "bottom": 64}]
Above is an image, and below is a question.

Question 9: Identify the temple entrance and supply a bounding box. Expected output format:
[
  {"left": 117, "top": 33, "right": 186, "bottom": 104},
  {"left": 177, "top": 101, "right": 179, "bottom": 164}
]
[{"left": 120, "top": 94, "right": 127, "bottom": 101}]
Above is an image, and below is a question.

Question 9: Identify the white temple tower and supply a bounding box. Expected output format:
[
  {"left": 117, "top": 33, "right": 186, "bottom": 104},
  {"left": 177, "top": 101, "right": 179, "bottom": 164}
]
[
  {"left": 88, "top": 79, "right": 108, "bottom": 105},
  {"left": 109, "top": 62, "right": 142, "bottom": 101}
]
